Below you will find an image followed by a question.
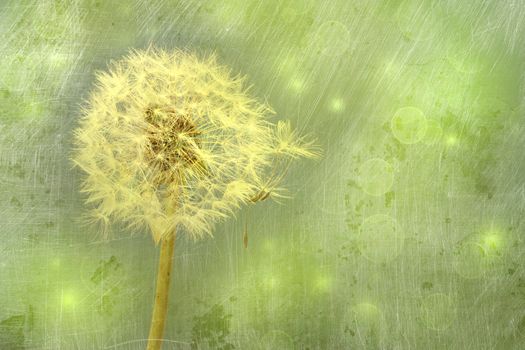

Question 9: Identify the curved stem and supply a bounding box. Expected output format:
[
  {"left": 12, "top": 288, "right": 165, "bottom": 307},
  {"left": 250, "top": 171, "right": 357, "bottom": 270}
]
[{"left": 147, "top": 232, "right": 176, "bottom": 350}]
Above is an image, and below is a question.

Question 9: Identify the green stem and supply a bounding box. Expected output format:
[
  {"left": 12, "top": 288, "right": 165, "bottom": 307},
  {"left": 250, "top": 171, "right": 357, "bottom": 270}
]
[{"left": 147, "top": 232, "right": 176, "bottom": 350}]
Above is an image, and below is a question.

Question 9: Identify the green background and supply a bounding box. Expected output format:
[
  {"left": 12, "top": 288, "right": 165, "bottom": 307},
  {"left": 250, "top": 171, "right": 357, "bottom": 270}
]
[{"left": 1, "top": 0, "right": 525, "bottom": 349}]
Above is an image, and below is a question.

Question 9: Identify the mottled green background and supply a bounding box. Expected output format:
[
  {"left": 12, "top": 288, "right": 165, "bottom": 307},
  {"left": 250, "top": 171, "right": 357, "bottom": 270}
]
[{"left": 1, "top": 1, "right": 525, "bottom": 349}]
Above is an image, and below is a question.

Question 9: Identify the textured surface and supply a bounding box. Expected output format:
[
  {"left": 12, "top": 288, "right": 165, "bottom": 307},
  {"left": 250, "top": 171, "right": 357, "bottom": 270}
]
[{"left": 1, "top": 1, "right": 525, "bottom": 349}]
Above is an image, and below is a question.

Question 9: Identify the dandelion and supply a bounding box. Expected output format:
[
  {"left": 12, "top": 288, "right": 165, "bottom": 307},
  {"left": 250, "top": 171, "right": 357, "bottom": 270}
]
[{"left": 72, "top": 48, "right": 319, "bottom": 350}]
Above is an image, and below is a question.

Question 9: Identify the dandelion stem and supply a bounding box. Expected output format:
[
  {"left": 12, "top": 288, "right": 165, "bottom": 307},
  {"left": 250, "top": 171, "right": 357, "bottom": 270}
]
[{"left": 147, "top": 231, "right": 176, "bottom": 350}]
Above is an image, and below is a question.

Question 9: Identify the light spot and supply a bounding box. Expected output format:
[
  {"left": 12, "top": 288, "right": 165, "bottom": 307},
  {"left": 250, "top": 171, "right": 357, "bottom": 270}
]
[
  {"left": 391, "top": 106, "right": 427, "bottom": 144},
  {"left": 275, "top": 55, "right": 300, "bottom": 75},
  {"left": 62, "top": 290, "right": 76, "bottom": 308},
  {"left": 381, "top": 59, "right": 403, "bottom": 78},
  {"left": 481, "top": 232, "right": 503, "bottom": 255},
  {"left": 353, "top": 302, "right": 381, "bottom": 321},
  {"left": 452, "top": 234, "right": 504, "bottom": 279},
  {"left": 420, "top": 293, "right": 456, "bottom": 331},
  {"left": 314, "top": 275, "right": 332, "bottom": 292},
  {"left": 263, "top": 239, "right": 273, "bottom": 251},
  {"left": 51, "top": 258, "right": 61, "bottom": 268},
  {"left": 47, "top": 52, "right": 75, "bottom": 70},
  {"left": 358, "top": 215, "right": 404, "bottom": 263},
  {"left": 208, "top": 0, "right": 246, "bottom": 30},
  {"left": 358, "top": 158, "right": 394, "bottom": 196},
  {"left": 288, "top": 77, "right": 306, "bottom": 94},
  {"left": 445, "top": 134, "right": 458, "bottom": 146},
  {"left": 312, "top": 21, "right": 350, "bottom": 57},
  {"left": 350, "top": 302, "right": 382, "bottom": 332},
  {"left": 263, "top": 275, "right": 278, "bottom": 290},
  {"left": 453, "top": 242, "right": 487, "bottom": 279},
  {"left": 329, "top": 97, "right": 345, "bottom": 112}
]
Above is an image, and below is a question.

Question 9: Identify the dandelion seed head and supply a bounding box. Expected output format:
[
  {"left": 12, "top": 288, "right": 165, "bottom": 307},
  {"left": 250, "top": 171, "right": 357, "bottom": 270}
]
[{"left": 73, "top": 48, "right": 318, "bottom": 242}]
